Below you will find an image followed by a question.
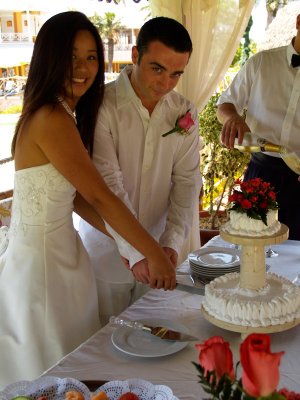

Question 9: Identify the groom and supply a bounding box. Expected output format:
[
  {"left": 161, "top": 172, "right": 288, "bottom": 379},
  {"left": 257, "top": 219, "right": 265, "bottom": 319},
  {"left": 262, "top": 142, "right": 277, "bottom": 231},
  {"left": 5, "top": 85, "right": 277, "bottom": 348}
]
[{"left": 79, "top": 16, "right": 202, "bottom": 325}]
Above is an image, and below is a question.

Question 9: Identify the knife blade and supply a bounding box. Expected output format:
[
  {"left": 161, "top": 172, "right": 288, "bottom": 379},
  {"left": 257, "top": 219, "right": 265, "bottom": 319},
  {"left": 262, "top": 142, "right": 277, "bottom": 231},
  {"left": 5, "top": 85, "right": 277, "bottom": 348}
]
[
  {"left": 175, "top": 272, "right": 206, "bottom": 295},
  {"left": 109, "top": 316, "right": 198, "bottom": 342}
]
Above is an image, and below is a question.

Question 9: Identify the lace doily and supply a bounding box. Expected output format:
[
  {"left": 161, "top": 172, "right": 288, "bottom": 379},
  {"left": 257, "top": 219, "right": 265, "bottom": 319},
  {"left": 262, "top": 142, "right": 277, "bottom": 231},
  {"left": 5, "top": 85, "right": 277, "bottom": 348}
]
[
  {"left": 94, "top": 379, "right": 176, "bottom": 400},
  {"left": 0, "top": 226, "right": 9, "bottom": 256},
  {"left": 0, "top": 376, "right": 90, "bottom": 400},
  {"left": 0, "top": 377, "right": 177, "bottom": 400}
]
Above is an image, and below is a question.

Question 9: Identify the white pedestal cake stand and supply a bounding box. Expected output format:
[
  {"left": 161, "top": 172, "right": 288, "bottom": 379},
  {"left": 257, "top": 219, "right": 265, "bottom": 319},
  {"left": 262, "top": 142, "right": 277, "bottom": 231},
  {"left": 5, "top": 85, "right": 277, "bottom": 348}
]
[{"left": 202, "top": 224, "right": 300, "bottom": 337}]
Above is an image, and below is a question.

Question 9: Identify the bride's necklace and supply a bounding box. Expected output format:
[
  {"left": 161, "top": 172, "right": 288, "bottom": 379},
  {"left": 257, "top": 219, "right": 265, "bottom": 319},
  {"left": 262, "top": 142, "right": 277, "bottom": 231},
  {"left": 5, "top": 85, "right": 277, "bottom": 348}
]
[{"left": 57, "top": 96, "right": 77, "bottom": 124}]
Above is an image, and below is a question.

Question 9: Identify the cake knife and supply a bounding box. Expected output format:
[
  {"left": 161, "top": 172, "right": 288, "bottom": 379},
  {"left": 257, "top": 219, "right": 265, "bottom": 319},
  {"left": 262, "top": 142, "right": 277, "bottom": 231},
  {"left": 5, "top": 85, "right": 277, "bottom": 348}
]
[{"left": 109, "top": 316, "right": 199, "bottom": 341}]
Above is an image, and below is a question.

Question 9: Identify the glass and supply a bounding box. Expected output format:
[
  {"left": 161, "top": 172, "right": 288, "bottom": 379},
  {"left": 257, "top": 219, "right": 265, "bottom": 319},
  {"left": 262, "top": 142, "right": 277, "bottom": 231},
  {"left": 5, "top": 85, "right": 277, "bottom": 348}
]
[
  {"left": 265, "top": 246, "right": 279, "bottom": 258},
  {"left": 293, "top": 274, "right": 300, "bottom": 285}
]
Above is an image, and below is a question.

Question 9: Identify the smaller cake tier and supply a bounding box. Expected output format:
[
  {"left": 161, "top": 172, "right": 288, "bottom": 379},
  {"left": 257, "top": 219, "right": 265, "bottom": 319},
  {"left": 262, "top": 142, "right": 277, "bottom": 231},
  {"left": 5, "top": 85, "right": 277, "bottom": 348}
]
[
  {"left": 220, "top": 224, "right": 289, "bottom": 246},
  {"left": 223, "top": 210, "right": 281, "bottom": 237},
  {"left": 202, "top": 272, "right": 300, "bottom": 331}
]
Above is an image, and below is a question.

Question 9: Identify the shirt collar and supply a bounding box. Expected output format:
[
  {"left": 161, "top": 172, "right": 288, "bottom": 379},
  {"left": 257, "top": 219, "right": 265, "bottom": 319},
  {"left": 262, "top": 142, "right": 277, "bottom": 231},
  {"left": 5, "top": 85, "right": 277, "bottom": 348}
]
[
  {"left": 287, "top": 38, "right": 300, "bottom": 67},
  {"left": 115, "top": 65, "right": 137, "bottom": 109}
]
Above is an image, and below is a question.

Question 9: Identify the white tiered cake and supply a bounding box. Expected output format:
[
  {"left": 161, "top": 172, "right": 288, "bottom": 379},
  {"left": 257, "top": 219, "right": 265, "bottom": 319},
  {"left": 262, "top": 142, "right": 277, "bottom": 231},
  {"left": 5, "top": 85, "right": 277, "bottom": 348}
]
[
  {"left": 203, "top": 272, "right": 300, "bottom": 328},
  {"left": 202, "top": 178, "right": 300, "bottom": 334}
]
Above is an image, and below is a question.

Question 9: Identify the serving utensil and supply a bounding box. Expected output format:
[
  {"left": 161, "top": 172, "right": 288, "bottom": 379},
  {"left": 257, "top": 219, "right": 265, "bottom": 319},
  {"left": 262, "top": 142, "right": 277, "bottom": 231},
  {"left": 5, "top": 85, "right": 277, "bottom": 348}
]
[{"left": 109, "top": 316, "right": 198, "bottom": 342}]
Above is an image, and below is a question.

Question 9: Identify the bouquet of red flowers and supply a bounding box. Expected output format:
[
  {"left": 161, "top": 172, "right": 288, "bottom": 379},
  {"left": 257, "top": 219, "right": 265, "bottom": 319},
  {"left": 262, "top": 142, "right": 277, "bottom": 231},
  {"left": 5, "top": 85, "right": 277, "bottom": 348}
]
[
  {"left": 194, "top": 333, "right": 300, "bottom": 400},
  {"left": 228, "top": 178, "right": 278, "bottom": 226}
]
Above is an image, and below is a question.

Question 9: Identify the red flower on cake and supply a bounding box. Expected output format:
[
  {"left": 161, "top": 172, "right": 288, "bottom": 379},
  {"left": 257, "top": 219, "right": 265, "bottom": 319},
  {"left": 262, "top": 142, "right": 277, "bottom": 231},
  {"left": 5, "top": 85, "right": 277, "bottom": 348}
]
[
  {"left": 228, "top": 178, "right": 279, "bottom": 226},
  {"left": 241, "top": 199, "right": 252, "bottom": 209}
]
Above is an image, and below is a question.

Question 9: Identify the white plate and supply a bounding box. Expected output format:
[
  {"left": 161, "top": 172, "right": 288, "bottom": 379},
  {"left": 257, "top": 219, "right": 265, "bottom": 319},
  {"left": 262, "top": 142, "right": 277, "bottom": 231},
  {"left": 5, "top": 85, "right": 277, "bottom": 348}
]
[
  {"left": 189, "top": 263, "right": 240, "bottom": 276},
  {"left": 189, "top": 246, "right": 240, "bottom": 268},
  {"left": 111, "top": 318, "right": 189, "bottom": 357}
]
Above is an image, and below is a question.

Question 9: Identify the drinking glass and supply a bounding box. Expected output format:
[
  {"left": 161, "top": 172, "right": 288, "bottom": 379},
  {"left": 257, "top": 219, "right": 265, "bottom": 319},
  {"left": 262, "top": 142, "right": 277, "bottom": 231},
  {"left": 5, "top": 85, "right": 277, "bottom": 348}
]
[
  {"left": 292, "top": 274, "right": 300, "bottom": 285},
  {"left": 265, "top": 246, "right": 279, "bottom": 258}
]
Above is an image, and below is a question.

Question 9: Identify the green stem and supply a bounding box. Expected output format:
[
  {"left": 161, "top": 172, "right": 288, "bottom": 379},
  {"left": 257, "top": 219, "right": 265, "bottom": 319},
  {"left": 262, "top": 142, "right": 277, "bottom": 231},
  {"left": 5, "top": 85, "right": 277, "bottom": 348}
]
[{"left": 162, "top": 128, "right": 177, "bottom": 137}]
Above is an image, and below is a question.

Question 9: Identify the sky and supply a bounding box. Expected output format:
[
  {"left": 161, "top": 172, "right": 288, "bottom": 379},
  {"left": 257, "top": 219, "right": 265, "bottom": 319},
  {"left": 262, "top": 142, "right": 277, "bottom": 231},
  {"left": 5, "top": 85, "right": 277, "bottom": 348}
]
[{"left": 250, "top": 0, "right": 268, "bottom": 42}]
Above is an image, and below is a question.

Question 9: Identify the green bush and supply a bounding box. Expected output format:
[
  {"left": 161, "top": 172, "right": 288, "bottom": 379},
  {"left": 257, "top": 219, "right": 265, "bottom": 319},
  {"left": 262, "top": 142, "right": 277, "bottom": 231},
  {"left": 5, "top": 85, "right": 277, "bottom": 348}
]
[
  {"left": 199, "top": 92, "right": 250, "bottom": 229},
  {"left": 0, "top": 104, "right": 22, "bottom": 114}
]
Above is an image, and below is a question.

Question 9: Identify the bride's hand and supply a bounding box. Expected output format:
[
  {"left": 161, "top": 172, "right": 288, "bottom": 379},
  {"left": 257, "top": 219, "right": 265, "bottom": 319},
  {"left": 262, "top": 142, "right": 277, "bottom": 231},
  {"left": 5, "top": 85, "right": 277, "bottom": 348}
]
[{"left": 147, "top": 253, "right": 176, "bottom": 291}]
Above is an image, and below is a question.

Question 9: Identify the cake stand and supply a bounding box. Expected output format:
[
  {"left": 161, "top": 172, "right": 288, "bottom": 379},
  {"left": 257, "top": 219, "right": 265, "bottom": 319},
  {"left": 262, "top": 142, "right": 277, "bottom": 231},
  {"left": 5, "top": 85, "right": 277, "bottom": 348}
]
[{"left": 202, "top": 223, "right": 300, "bottom": 337}]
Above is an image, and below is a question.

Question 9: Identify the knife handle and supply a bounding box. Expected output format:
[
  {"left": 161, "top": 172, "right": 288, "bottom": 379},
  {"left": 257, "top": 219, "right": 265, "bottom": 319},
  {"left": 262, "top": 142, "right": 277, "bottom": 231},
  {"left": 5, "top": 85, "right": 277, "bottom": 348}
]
[{"left": 109, "top": 316, "right": 144, "bottom": 330}]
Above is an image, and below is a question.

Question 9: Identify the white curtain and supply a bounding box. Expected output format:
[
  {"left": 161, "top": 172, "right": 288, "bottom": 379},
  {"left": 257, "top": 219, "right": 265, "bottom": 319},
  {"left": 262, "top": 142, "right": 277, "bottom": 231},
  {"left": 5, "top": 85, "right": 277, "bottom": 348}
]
[
  {"left": 149, "top": 0, "right": 254, "bottom": 255},
  {"left": 150, "top": 0, "right": 255, "bottom": 112}
]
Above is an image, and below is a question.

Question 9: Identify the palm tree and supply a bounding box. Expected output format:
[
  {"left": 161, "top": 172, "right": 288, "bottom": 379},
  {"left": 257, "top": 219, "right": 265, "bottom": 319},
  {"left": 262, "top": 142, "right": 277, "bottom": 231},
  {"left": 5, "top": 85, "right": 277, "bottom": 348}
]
[
  {"left": 90, "top": 12, "right": 125, "bottom": 72},
  {"left": 265, "top": 0, "right": 288, "bottom": 28}
]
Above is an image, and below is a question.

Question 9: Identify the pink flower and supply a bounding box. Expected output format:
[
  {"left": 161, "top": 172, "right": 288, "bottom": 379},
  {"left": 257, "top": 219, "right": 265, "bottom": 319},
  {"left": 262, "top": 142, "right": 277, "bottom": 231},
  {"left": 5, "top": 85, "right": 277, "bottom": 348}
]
[
  {"left": 178, "top": 111, "right": 194, "bottom": 131},
  {"left": 162, "top": 110, "right": 195, "bottom": 137},
  {"left": 195, "top": 336, "right": 235, "bottom": 382},
  {"left": 240, "top": 333, "right": 285, "bottom": 397}
]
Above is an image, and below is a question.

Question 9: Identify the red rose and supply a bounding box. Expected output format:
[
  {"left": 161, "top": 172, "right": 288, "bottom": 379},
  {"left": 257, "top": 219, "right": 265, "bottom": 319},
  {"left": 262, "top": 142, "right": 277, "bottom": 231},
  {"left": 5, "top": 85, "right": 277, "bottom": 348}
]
[
  {"left": 252, "top": 177, "right": 262, "bottom": 187},
  {"left": 260, "top": 201, "right": 268, "bottom": 209},
  {"left": 241, "top": 199, "right": 252, "bottom": 209},
  {"left": 269, "top": 191, "right": 276, "bottom": 200},
  {"left": 240, "top": 333, "right": 285, "bottom": 397},
  {"left": 195, "top": 336, "right": 235, "bottom": 382},
  {"left": 177, "top": 111, "right": 195, "bottom": 132}
]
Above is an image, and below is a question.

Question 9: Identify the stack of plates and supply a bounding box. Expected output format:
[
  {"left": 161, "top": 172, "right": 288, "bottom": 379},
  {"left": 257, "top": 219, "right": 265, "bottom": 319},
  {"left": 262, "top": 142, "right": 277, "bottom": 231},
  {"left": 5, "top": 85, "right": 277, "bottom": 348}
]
[{"left": 188, "top": 246, "right": 240, "bottom": 281}]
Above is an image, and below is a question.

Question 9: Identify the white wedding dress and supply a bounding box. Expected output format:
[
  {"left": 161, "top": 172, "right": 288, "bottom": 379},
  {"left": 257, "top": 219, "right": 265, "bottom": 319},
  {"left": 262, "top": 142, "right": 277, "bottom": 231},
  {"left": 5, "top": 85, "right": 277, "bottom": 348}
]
[{"left": 0, "top": 163, "right": 100, "bottom": 389}]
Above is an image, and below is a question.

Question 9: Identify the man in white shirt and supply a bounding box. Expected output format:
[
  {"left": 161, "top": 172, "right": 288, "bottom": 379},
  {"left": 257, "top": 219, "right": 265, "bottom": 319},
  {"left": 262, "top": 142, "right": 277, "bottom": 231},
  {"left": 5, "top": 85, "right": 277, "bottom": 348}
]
[
  {"left": 79, "top": 17, "right": 201, "bottom": 325},
  {"left": 217, "top": 13, "right": 300, "bottom": 240}
]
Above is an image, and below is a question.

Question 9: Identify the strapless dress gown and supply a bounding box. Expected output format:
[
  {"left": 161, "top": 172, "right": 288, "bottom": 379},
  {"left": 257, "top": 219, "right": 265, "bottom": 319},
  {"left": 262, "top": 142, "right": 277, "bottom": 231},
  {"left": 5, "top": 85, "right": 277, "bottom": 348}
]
[{"left": 0, "top": 163, "right": 100, "bottom": 389}]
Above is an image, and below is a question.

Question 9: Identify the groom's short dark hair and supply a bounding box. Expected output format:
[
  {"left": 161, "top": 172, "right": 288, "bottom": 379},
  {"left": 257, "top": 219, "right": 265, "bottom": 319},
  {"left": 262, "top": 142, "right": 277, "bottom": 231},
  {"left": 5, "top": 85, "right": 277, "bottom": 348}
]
[{"left": 136, "top": 16, "right": 192, "bottom": 63}]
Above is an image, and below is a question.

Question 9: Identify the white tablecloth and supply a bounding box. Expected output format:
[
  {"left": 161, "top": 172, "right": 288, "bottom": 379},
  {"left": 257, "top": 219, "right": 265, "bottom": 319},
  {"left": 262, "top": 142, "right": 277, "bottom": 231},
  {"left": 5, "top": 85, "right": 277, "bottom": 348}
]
[{"left": 44, "top": 238, "right": 300, "bottom": 400}]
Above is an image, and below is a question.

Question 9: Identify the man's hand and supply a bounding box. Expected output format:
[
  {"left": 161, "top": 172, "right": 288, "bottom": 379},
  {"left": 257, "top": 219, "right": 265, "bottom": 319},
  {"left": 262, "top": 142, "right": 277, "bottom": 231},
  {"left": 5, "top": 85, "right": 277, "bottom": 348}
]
[
  {"left": 217, "top": 103, "right": 250, "bottom": 149},
  {"left": 162, "top": 247, "right": 178, "bottom": 268},
  {"left": 220, "top": 115, "right": 250, "bottom": 149},
  {"left": 131, "top": 258, "right": 150, "bottom": 284}
]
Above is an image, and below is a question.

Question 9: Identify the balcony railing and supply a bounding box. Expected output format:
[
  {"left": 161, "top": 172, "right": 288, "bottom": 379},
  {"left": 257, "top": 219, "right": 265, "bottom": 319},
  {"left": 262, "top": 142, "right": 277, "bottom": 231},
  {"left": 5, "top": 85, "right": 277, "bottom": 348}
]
[{"left": 0, "top": 33, "right": 31, "bottom": 42}]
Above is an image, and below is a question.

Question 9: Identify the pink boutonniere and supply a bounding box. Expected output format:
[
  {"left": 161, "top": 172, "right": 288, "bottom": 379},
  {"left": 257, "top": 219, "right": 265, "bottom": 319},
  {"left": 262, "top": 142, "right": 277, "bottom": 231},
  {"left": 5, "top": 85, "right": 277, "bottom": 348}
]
[{"left": 162, "top": 109, "right": 195, "bottom": 137}]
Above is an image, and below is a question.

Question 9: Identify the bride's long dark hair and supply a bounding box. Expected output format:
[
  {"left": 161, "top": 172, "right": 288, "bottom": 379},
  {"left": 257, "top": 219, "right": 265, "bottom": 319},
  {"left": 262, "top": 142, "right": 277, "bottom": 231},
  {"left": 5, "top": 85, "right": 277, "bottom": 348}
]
[{"left": 11, "top": 11, "right": 105, "bottom": 157}]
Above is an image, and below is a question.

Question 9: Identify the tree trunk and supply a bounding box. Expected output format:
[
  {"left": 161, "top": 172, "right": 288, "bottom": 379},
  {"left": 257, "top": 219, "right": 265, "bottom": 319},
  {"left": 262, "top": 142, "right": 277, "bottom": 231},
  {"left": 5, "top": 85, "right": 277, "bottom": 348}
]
[{"left": 108, "top": 37, "right": 114, "bottom": 73}]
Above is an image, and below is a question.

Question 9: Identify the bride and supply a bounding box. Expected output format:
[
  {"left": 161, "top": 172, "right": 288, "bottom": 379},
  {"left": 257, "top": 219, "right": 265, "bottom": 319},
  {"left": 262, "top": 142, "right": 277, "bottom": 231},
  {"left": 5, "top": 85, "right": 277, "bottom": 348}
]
[{"left": 0, "top": 11, "right": 175, "bottom": 388}]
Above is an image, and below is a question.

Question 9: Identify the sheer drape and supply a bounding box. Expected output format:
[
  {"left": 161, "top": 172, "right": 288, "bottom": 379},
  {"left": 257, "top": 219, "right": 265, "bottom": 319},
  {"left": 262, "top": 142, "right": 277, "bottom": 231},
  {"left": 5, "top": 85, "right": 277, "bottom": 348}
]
[
  {"left": 150, "top": 0, "right": 255, "bottom": 112},
  {"left": 149, "top": 0, "right": 254, "bottom": 254}
]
